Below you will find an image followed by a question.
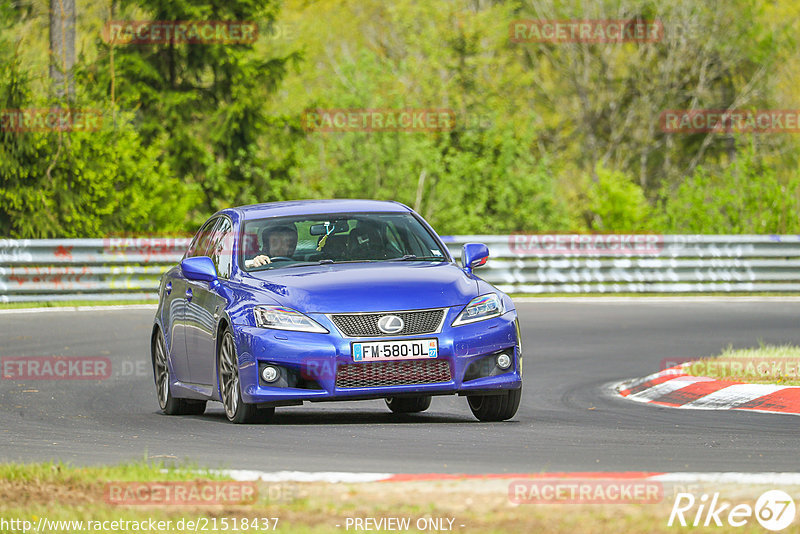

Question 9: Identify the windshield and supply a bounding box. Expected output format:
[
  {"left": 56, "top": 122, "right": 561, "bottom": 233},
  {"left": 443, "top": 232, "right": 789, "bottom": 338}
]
[{"left": 240, "top": 211, "right": 448, "bottom": 271}]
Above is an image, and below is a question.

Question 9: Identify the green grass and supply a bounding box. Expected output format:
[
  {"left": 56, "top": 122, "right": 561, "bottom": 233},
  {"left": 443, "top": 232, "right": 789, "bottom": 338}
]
[
  {"left": 0, "top": 459, "right": 228, "bottom": 484},
  {"left": 683, "top": 344, "right": 800, "bottom": 385},
  {"left": 0, "top": 462, "right": 785, "bottom": 533}
]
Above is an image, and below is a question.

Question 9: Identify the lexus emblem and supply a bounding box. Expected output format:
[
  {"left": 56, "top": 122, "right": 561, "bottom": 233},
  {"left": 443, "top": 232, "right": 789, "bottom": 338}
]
[{"left": 377, "top": 315, "right": 404, "bottom": 334}]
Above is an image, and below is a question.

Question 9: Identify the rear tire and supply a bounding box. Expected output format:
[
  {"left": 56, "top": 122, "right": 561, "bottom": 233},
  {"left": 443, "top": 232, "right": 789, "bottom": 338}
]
[
  {"left": 218, "top": 327, "right": 274, "bottom": 424},
  {"left": 467, "top": 388, "right": 521, "bottom": 422},
  {"left": 385, "top": 396, "right": 432, "bottom": 414},
  {"left": 152, "top": 330, "right": 207, "bottom": 416}
]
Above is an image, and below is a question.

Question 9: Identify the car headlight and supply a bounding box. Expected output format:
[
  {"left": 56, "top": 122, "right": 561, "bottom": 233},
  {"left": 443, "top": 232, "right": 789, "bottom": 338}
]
[
  {"left": 254, "top": 306, "right": 329, "bottom": 333},
  {"left": 452, "top": 294, "right": 504, "bottom": 326}
]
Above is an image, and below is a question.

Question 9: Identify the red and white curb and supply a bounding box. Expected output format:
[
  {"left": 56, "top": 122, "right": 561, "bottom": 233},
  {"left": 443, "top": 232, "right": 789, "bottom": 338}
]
[
  {"left": 213, "top": 470, "right": 800, "bottom": 485},
  {"left": 614, "top": 366, "right": 800, "bottom": 415}
]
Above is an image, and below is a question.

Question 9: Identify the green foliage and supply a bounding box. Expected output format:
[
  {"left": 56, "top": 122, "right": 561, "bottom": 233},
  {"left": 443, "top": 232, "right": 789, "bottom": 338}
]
[
  {"left": 425, "top": 129, "right": 571, "bottom": 234},
  {"left": 296, "top": 122, "right": 571, "bottom": 235},
  {"left": 0, "top": 1, "right": 13, "bottom": 56},
  {"left": 659, "top": 144, "right": 800, "bottom": 233},
  {"left": 288, "top": 4, "right": 570, "bottom": 234},
  {"left": 585, "top": 165, "right": 653, "bottom": 232},
  {"left": 3, "top": 0, "right": 800, "bottom": 237},
  {"left": 80, "top": 0, "right": 302, "bottom": 228},
  {"left": 0, "top": 51, "right": 196, "bottom": 238}
]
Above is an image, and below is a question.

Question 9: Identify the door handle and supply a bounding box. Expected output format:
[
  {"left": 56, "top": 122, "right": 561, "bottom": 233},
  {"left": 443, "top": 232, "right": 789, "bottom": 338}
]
[
  {"left": 185, "top": 288, "right": 193, "bottom": 302},
  {"left": 165, "top": 282, "right": 172, "bottom": 295}
]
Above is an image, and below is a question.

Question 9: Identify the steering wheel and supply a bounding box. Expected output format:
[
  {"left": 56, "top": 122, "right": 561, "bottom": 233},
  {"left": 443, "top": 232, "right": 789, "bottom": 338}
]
[{"left": 268, "top": 256, "right": 293, "bottom": 262}]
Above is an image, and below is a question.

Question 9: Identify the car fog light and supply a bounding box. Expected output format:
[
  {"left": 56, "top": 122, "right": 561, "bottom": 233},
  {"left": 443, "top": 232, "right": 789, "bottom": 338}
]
[
  {"left": 261, "top": 365, "right": 280, "bottom": 383},
  {"left": 496, "top": 352, "right": 512, "bottom": 370}
]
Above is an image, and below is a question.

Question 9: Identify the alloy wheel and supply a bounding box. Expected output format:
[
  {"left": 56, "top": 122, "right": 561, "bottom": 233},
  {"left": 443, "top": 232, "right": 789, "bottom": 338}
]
[
  {"left": 219, "top": 332, "right": 240, "bottom": 419},
  {"left": 154, "top": 334, "right": 170, "bottom": 410}
]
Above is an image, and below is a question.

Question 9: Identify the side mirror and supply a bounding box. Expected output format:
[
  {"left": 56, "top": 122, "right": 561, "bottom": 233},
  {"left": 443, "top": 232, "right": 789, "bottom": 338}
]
[
  {"left": 462, "top": 243, "right": 489, "bottom": 274},
  {"left": 181, "top": 256, "right": 218, "bottom": 283}
]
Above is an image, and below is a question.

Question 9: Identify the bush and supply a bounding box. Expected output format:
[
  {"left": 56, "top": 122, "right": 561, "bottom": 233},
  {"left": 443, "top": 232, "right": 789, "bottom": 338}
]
[
  {"left": 0, "top": 52, "right": 197, "bottom": 238},
  {"left": 585, "top": 165, "right": 653, "bottom": 232},
  {"left": 659, "top": 145, "right": 800, "bottom": 233}
]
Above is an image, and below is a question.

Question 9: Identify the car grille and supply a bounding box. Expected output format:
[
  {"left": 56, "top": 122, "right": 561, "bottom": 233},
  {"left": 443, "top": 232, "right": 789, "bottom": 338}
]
[
  {"left": 336, "top": 359, "right": 452, "bottom": 389},
  {"left": 330, "top": 309, "right": 445, "bottom": 337}
]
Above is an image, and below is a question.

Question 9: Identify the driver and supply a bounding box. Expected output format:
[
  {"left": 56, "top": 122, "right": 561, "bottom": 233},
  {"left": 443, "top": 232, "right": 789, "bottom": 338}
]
[{"left": 246, "top": 224, "right": 298, "bottom": 268}]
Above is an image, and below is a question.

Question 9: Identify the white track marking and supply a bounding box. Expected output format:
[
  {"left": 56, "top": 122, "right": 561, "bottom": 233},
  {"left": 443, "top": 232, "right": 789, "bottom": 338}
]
[
  {"left": 652, "top": 473, "right": 800, "bottom": 485},
  {"left": 627, "top": 375, "right": 715, "bottom": 402},
  {"left": 0, "top": 304, "right": 157, "bottom": 314},
  {"left": 214, "top": 470, "right": 394, "bottom": 483},
  {"left": 197, "top": 470, "right": 800, "bottom": 485},
  {"left": 681, "top": 384, "right": 784, "bottom": 409},
  {"left": 615, "top": 367, "right": 688, "bottom": 394}
]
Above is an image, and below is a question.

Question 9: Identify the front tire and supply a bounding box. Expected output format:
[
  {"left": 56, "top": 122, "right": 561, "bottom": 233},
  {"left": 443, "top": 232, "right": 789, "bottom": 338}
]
[
  {"left": 385, "top": 396, "right": 431, "bottom": 414},
  {"left": 218, "top": 328, "right": 274, "bottom": 424},
  {"left": 467, "top": 388, "right": 521, "bottom": 422},
  {"left": 152, "top": 330, "right": 206, "bottom": 416}
]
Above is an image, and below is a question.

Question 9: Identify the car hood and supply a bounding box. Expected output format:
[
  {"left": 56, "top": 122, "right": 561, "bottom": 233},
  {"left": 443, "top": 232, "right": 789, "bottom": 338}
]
[{"left": 243, "top": 262, "right": 478, "bottom": 313}]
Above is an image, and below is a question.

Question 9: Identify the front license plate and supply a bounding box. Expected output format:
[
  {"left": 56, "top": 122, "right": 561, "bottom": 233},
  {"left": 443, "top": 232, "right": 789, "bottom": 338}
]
[{"left": 352, "top": 339, "right": 438, "bottom": 362}]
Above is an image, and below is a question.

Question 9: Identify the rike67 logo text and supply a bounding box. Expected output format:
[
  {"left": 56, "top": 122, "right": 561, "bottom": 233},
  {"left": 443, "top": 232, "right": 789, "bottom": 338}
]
[{"left": 669, "top": 490, "right": 796, "bottom": 531}]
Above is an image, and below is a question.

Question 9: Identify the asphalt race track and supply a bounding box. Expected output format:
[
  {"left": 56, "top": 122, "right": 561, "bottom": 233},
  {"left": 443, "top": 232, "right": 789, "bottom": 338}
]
[{"left": 1, "top": 300, "right": 798, "bottom": 474}]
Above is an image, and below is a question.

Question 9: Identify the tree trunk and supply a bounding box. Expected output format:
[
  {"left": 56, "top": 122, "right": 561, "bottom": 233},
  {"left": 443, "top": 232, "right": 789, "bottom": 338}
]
[{"left": 49, "top": 0, "right": 76, "bottom": 100}]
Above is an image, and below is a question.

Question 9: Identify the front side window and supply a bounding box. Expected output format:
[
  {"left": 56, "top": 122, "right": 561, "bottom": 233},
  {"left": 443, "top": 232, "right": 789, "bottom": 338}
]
[
  {"left": 240, "top": 212, "right": 447, "bottom": 271},
  {"left": 207, "top": 218, "right": 234, "bottom": 279},
  {"left": 185, "top": 217, "right": 220, "bottom": 259}
]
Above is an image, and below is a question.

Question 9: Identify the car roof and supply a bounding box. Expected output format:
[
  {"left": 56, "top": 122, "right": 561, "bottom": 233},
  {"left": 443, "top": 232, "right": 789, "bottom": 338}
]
[{"left": 230, "top": 199, "right": 412, "bottom": 220}]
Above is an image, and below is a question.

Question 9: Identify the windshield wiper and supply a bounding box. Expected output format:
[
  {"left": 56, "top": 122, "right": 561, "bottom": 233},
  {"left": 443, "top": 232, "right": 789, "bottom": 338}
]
[
  {"left": 296, "top": 259, "right": 370, "bottom": 266},
  {"left": 249, "top": 261, "right": 317, "bottom": 271},
  {"left": 385, "top": 254, "right": 445, "bottom": 261}
]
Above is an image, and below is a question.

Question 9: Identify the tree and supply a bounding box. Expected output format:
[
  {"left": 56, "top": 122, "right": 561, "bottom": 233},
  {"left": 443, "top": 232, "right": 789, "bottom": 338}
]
[
  {"left": 659, "top": 143, "right": 800, "bottom": 233},
  {"left": 49, "top": 0, "right": 76, "bottom": 99},
  {"left": 81, "top": 0, "right": 302, "bottom": 228},
  {"left": 284, "top": 0, "right": 571, "bottom": 233},
  {"left": 0, "top": 48, "right": 195, "bottom": 238},
  {"left": 514, "top": 0, "right": 791, "bottom": 196}
]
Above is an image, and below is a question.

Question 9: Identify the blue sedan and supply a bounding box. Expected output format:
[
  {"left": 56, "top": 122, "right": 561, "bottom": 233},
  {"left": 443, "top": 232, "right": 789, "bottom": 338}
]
[{"left": 151, "top": 200, "right": 522, "bottom": 423}]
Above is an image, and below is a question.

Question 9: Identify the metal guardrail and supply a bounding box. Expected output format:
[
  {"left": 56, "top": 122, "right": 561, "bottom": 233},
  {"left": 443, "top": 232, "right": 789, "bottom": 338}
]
[
  {"left": 0, "top": 238, "right": 190, "bottom": 302},
  {"left": 2, "top": 235, "right": 800, "bottom": 302},
  {"left": 443, "top": 235, "right": 800, "bottom": 294}
]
